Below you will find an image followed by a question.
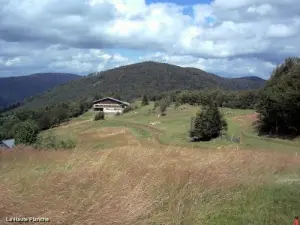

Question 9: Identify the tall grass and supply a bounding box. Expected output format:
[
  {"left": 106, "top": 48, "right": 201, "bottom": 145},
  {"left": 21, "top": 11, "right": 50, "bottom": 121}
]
[{"left": 1, "top": 146, "right": 300, "bottom": 225}]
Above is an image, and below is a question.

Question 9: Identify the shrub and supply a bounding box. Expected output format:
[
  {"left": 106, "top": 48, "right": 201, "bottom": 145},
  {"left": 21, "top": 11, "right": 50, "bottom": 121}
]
[
  {"left": 174, "top": 101, "right": 181, "bottom": 109},
  {"left": 141, "top": 95, "right": 149, "bottom": 106},
  {"left": 123, "top": 106, "right": 133, "bottom": 113},
  {"left": 94, "top": 112, "right": 105, "bottom": 121},
  {"left": 13, "top": 120, "right": 39, "bottom": 145},
  {"left": 35, "top": 135, "right": 76, "bottom": 150},
  {"left": 154, "top": 100, "right": 159, "bottom": 109},
  {"left": 115, "top": 112, "right": 121, "bottom": 116},
  {"left": 58, "top": 139, "right": 76, "bottom": 149},
  {"left": 159, "top": 97, "right": 171, "bottom": 115}
]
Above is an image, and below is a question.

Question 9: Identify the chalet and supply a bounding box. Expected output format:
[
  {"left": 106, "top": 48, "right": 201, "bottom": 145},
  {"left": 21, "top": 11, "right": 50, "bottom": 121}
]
[{"left": 93, "top": 97, "right": 130, "bottom": 114}]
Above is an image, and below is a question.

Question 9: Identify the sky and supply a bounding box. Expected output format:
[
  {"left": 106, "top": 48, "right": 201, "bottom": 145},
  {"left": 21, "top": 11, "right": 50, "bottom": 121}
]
[{"left": 0, "top": 0, "right": 299, "bottom": 78}]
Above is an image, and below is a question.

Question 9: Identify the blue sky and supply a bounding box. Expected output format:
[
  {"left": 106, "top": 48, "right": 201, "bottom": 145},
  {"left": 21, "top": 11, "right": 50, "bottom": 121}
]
[{"left": 0, "top": 0, "right": 299, "bottom": 78}]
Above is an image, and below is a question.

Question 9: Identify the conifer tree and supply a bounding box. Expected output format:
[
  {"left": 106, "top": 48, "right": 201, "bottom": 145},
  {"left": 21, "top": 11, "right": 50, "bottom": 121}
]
[
  {"left": 257, "top": 57, "right": 300, "bottom": 138},
  {"left": 189, "top": 103, "right": 227, "bottom": 141}
]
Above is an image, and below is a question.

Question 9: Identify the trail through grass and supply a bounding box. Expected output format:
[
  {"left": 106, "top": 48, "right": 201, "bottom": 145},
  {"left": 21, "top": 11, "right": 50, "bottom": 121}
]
[
  {"left": 2, "top": 103, "right": 300, "bottom": 224},
  {"left": 91, "top": 103, "right": 300, "bottom": 153}
]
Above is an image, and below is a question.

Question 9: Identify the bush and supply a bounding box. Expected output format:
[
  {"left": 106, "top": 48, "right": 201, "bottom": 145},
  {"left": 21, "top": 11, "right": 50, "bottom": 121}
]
[
  {"left": 174, "top": 101, "right": 181, "bottom": 109},
  {"left": 159, "top": 97, "right": 171, "bottom": 114},
  {"left": 35, "top": 135, "right": 76, "bottom": 150},
  {"left": 94, "top": 112, "right": 105, "bottom": 120},
  {"left": 35, "top": 135, "right": 57, "bottom": 149},
  {"left": 115, "top": 112, "right": 121, "bottom": 116},
  {"left": 189, "top": 103, "right": 227, "bottom": 141},
  {"left": 58, "top": 139, "right": 76, "bottom": 149},
  {"left": 141, "top": 95, "right": 149, "bottom": 106},
  {"left": 123, "top": 106, "right": 133, "bottom": 113},
  {"left": 13, "top": 120, "right": 39, "bottom": 145}
]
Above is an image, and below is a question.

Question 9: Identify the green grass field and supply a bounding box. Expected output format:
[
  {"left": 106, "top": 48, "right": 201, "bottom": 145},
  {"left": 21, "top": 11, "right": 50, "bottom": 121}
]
[
  {"left": 67, "top": 102, "right": 300, "bottom": 153},
  {"left": 2, "top": 102, "right": 300, "bottom": 225}
]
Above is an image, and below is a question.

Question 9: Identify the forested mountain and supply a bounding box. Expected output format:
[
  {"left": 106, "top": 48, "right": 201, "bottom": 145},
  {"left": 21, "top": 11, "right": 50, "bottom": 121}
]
[
  {"left": 22, "top": 61, "right": 266, "bottom": 109},
  {"left": 0, "top": 73, "right": 81, "bottom": 109}
]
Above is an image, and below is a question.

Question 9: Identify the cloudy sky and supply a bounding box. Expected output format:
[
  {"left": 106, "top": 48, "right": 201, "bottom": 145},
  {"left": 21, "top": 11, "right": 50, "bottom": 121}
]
[{"left": 0, "top": 0, "right": 299, "bottom": 78}]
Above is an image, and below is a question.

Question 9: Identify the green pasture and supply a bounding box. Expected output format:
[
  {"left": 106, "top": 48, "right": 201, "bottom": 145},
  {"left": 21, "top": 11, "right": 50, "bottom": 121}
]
[{"left": 47, "top": 102, "right": 300, "bottom": 153}]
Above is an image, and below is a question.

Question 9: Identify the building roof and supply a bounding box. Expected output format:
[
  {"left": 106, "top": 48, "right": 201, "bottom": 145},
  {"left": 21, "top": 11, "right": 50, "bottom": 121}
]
[
  {"left": 93, "top": 97, "right": 130, "bottom": 105},
  {"left": 0, "top": 139, "right": 15, "bottom": 149}
]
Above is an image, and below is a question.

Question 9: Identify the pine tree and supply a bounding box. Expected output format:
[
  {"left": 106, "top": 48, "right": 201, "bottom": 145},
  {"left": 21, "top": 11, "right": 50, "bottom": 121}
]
[{"left": 189, "top": 103, "right": 227, "bottom": 141}]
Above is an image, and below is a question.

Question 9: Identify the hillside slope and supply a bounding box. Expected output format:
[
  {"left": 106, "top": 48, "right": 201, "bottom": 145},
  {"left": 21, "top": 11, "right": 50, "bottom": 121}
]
[
  {"left": 0, "top": 73, "right": 81, "bottom": 109},
  {"left": 23, "top": 62, "right": 266, "bottom": 108}
]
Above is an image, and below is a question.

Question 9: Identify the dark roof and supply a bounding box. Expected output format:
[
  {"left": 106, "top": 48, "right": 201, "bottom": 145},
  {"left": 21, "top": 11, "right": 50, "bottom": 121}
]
[{"left": 93, "top": 97, "right": 130, "bottom": 105}]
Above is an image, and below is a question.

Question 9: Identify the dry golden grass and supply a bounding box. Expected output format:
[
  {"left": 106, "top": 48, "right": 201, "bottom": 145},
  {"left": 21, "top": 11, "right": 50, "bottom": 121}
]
[{"left": 1, "top": 144, "right": 300, "bottom": 225}]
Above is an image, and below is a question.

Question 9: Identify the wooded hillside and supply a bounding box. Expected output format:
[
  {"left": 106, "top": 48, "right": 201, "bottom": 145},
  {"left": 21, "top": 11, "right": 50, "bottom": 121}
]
[
  {"left": 22, "top": 61, "right": 265, "bottom": 109},
  {"left": 0, "top": 73, "right": 81, "bottom": 109}
]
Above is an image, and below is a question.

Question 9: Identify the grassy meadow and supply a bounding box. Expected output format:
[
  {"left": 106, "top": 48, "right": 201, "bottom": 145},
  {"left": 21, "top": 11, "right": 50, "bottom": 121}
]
[
  {"left": 1, "top": 102, "right": 300, "bottom": 225},
  {"left": 63, "top": 102, "right": 300, "bottom": 153}
]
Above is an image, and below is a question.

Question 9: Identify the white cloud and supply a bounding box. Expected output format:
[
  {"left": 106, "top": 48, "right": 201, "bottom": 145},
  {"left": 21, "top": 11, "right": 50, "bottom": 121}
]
[
  {"left": 267, "top": 24, "right": 297, "bottom": 38},
  {"left": 4, "top": 57, "right": 21, "bottom": 67},
  {"left": 247, "top": 4, "right": 272, "bottom": 16},
  {"left": 0, "top": 0, "right": 300, "bottom": 78},
  {"left": 140, "top": 52, "right": 276, "bottom": 78},
  {"left": 0, "top": 44, "right": 132, "bottom": 76}
]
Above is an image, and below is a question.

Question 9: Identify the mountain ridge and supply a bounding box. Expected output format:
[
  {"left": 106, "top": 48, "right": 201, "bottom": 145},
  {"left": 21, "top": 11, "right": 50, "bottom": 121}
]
[
  {"left": 20, "top": 61, "right": 266, "bottom": 109},
  {"left": 0, "top": 73, "right": 81, "bottom": 109}
]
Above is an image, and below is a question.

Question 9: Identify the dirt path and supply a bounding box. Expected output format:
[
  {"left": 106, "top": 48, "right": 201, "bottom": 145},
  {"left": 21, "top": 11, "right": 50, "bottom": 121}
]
[
  {"left": 59, "top": 120, "right": 91, "bottom": 129},
  {"left": 124, "top": 122, "right": 164, "bottom": 147},
  {"left": 231, "top": 113, "right": 259, "bottom": 129},
  {"left": 79, "top": 127, "right": 141, "bottom": 149}
]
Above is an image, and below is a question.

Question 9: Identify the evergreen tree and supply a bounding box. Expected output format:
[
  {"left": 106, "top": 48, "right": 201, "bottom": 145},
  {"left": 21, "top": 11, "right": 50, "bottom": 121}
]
[
  {"left": 141, "top": 95, "right": 149, "bottom": 106},
  {"left": 189, "top": 103, "right": 227, "bottom": 141},
  {"left": 257, "top": 57, "right": 300, "bottom": 138}
]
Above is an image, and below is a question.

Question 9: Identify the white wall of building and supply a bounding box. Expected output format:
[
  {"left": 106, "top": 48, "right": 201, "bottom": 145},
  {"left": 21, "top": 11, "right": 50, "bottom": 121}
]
[
  {"left": 93, "top": 103, "right": 126, "bottom": 114},
  {"left": 103, "top": 107, "right": 124, "bottom": 114}
]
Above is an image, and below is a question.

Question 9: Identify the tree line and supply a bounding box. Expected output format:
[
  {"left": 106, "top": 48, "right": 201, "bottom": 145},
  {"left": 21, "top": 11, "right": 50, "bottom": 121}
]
[
  {"left": 143, "top": 57, "right": 300, "bottom": 140},
  {"left": 256, "top": 57, "right": 300, "bottom": 138},
  {"left": 0, "top": 98, "right": 93, "bottom": 144},
  {"left": 0, "top": 57, "right": 299, "bottom": 144},
  {"left": 0, "top": 101, "right": 23, "bottom": 114},
  {"left": 147, "top": 89, "right": 259, "bottom": 109}
]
